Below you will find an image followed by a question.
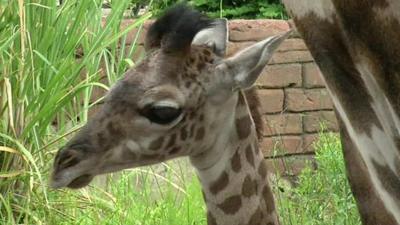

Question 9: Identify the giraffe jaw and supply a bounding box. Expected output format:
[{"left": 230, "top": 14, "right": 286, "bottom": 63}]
[
  {"left": 51, "top": 168, "right": 95, "bottom": 189},
  {"left": 65, "top": 174, "right": 94, "bottom": 189},
  {"left": 50, "top": 160, "right": 145, "bottom": 189}
]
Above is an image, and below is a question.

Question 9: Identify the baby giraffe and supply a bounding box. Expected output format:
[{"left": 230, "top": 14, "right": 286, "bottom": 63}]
[{"left": 51, "top": 4, "right": 289, "bottom": 225}]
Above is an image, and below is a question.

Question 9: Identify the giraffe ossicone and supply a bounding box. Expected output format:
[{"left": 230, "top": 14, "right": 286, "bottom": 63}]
[{"left": 51, "top": 4, "right": 289, "bottom": 225}]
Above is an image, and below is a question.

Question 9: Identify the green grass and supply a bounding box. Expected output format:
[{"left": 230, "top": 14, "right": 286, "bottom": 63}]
[
  {"left": 2, "top": 125, "right": 362, "bottom": 224},
  {"left": 28, "top": 163, "right": 206, "bottom": 225},
  {"left": 0, "top": 0, "right": 150, "bottom": 224},
  {"left": 274, "top": 132, "right": 362, "bottom": 225}
]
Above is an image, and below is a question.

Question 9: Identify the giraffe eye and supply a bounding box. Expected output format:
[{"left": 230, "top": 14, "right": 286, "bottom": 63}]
[{"left": 140, "top": 105, "right": 182, "bottom": 125}]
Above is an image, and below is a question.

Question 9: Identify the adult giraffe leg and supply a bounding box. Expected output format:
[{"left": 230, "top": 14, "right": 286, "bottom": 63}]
[{"left": 337, "top": 115, "right": 397, "bottom": 225}]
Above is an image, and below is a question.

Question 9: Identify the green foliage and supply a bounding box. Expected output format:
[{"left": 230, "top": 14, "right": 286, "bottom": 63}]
[
  {"left": 22, "top": 166, "right": 206, "bottom": 225},
  {"left": 132, "top": 0, "right": 288, "bottom": 19},
  {"left": 0, "top": 0, "right": 150, "bottom": 223},
  {"left": 192, "top": 0, "right": 287, "bottom": 19},
  {"left": 274, "top": 132, "right": 362, "bottom": 225}
]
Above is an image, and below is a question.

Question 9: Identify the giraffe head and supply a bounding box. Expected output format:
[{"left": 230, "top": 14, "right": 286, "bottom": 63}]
[{"left": 51, "top": 4, "right": 290, "bottom": 189}]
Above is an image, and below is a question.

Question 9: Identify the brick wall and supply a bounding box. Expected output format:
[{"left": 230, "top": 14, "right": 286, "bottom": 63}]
[
  {"left": 96, "top": 19, "right": 339, "bottom": 177},
  {"left": 224, "top": 20, "right": 339, "bottom": 177}
]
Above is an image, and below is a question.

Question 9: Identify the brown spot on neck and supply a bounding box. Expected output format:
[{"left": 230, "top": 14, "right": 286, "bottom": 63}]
[
  {"left": 262, "top": 185, "right": 276, "bottom": 214},
  {"left": 247, "top": 207, "right": 263, "bottom": 225},
  {"left": 245, "top": 144, "right": 255, "bottom": 167},
  {"left": 209, "top": 171, "right": 229, "bottom": 195},
  {"left": 207, "top": 211, "right": 217, "bottom": 225},
  {"left": 242, "top": 175, "right": 257, "bottom": 198},
  {"left": 231, "top": 148, "right": 242, "bottom": 173},
  {"left": 217, "top": 195, "right": 242, "bottom": 214},
  {"left": 244, "top": 88, "right": 264, "bottom": 140},
  {"left": 235, "top": 115, "right": 252, "bottom": 140},
  {"left": 258, "top": 160, "right": 268, "bottom": 179}
]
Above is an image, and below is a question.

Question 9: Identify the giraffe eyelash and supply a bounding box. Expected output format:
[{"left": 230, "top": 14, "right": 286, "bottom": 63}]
[{"left": 139, "top": 103, "right": 182, "bottom": 125}]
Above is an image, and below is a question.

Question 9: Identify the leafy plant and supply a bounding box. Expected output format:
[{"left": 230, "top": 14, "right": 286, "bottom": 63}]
[
  {"left": 191, "top": 0, "right": 287, "bottom": 19},
  {"left": 273, "top": 132, "right": 362, "bottom": 225},
  {"left": 129, "top": 0, "right": 288, "bottom": 19},
  {"left": 0, "top": 0, "right": 150, "bottom": 223}
]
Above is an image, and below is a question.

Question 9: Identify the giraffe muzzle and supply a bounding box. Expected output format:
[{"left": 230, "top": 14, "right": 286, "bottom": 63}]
[{"left": 51, "top": 146, "right": 96, "bottom": 189}]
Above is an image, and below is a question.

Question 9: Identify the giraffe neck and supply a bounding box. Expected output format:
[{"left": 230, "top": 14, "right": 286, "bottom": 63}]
[{"left": 190, "top": 92, "right": 280, "bottom": 225}]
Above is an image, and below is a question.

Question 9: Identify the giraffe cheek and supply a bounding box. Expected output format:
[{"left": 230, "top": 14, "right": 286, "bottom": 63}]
[
  {"left": 168, "top": 147, "right": 182, "bottom": 155},
  {"left": 149, "top": 136, "right": 165, "bottom": 151},
  {"left": 126, "top": 140, "right": 141, "bottom": 153}
]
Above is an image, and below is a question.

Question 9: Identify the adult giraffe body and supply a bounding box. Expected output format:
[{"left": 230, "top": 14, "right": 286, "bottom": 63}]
[{"left": 282, "top": 1, "right": 400, "bottom": 224}]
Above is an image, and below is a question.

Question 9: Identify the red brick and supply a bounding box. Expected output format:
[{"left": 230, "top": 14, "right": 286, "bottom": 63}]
[
  {"left": 287, "top": 19, "right": 302, "bottom": 38},
  {"left": 264, "top": 113, "right": 302, "bottom": 136},
  {"left": 226, "top": 41, "right": 256, "bottom": 57},
  {"left": 120, "top": 19, "right": 291, "bottom": 47},
  {"left": 278, "top": 38, "right": 308, "bottom": 52},
  {"left": 303, "top": 63, "right": 325, "bottom": 88},
  {"left": 121, "top": 45, "right": 146, "bottom": 62},
  {"left": 229, "top": 20, "right": 290, "bottom": 42},
  {"left": 261, "top": 135, "right": 303, "bottom": 156},
  {"left": 285, "top": 88, "right": 333, "bottom": 112},
  {"left": 303, "top": 134, "right": 319, "bottom": 152},
  {"left": 257, "top": 89, "right": 284, "bottom": 114},
  {"left": 103, "top": 9, "right": 132, "bottom": 18},
  {"left": 122, "top": 20, "right": 152, "bottom": 46},
  {"left": 266, "top": 155, "right": 316, "bottom": 176},
  {"left": 269, "top": 51, "right": 314, "bottom": 64},
  {"left": 78, "top": 60, "right": 108, "bottom": 103},
  {"left": 90, "top": 83, "right": 108, "bottom": 104},
  {"left": 257, "top": 64, "right": 302, "bottom": 88},
  {"left": 88, "top": 104, "right": 104, "bottom": 118},
  {"left": 303, "top": 111, "right": 338, "bottom": 133},
  {"left": 101, "top": 18, "right": 151, "bottom": 46}
]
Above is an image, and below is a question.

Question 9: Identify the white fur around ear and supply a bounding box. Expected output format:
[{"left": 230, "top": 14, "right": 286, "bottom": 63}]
[
  {"left": 192, "top": 18, "right": 228, "bottom": 56},
  {"left": 218, "top": 30, "right": 292, "bottom": 89}
]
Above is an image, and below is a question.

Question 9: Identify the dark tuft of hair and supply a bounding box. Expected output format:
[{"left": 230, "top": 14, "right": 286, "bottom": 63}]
[{"left": 145, "top": 4, "right": 213, "bottom": 54}]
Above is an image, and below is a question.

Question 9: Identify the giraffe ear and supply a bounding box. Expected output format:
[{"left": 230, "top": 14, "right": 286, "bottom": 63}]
[
  {"left": 192, "top": 18, "right": 228, "bottom": 57},
  {"left": 217, "top": 31, "right": 291, "bottom": 90}
]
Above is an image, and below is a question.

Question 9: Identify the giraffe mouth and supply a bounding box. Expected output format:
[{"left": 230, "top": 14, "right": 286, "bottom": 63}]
[
  {"left": 51, "top": 171, "right": 95, "bottom": 189},
  {"left": 66, "top": 174, "right": 94, "bottom": 189}
]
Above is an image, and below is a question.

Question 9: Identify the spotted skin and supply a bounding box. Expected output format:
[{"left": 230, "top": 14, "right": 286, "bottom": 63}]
[
  {"left": 51, "top": 4, "right": 286, "bottom": 225},
  {"left": 283, "top": 0, "right": 400, "bottom": 224}
]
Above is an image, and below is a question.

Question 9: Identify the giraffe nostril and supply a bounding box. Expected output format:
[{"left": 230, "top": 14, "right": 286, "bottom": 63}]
[{"left": 55, "top": 149, "right": 82, "bottom": 171}]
